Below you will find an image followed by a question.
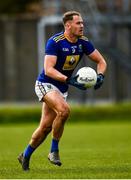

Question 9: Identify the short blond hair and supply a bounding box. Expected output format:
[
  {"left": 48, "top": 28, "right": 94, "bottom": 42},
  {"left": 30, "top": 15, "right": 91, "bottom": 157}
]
[{"left": 62, "top": 11, "right": 81, "bottom": 25}]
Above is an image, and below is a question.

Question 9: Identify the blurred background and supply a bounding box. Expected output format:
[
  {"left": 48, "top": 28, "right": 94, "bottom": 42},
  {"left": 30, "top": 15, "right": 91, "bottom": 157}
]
[
  {"left": 0, "top": 0, "right": 131, "bottom": 104},
  {"left": 0, "top": 2, "right": 131, "bottom": 178}
]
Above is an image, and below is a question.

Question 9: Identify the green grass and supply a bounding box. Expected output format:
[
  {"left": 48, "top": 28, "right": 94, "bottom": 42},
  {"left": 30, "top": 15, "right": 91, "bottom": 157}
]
[{"left": 0, "top": 122, "right": 131, "bottom": 179}]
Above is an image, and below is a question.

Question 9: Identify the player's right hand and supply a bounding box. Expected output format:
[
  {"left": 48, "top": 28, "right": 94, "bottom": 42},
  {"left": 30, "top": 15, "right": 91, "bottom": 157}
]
[{"left": 66, "top": 75, "right": 87, "bottom": 90}]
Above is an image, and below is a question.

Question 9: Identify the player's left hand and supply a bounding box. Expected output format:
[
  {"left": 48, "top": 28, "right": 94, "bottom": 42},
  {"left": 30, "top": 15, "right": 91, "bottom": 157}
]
[
  {"left": 66, "top": 75, "right": 87, "bottom": 90},
  {"left": 94, "top": 73, "right": 104, "bottom": 90}
]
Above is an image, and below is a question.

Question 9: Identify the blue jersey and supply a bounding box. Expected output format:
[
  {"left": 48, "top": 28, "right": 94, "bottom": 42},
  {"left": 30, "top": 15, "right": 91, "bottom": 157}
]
[{"left": 37, "top": 32, "right": 95, "bottom": 93}]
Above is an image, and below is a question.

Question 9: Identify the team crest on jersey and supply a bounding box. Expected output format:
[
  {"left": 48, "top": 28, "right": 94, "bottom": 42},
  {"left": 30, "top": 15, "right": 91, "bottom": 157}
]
[
  {"left": 46, "top": 84, "right": 53, "bottom": 90},
  {"left": 79, "top": 44, "right": 83, "bottom": 52},
  {"left": 62, "top": 55, "right": 80, "bottom": 70}
]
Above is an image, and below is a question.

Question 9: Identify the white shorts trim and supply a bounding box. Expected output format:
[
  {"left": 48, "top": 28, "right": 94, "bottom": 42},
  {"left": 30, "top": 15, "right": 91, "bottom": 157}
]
[{"left": 35, "top": 81, "right": 68, "bottom": 102}]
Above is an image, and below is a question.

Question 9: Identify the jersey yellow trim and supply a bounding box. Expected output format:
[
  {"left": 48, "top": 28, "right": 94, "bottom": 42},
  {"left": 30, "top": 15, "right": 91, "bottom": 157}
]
[
  {"left": 53, "top": 34, "right": 65, "bottom": 42},
  {"left": 53, "top": 34, "right": 64, "bottom": 41},
  {"left": 80, "top": 36, "right": 89, "bottom": 41},
  {"left": 55, "top": 36, "right": 65, "bottom": 43},
  {"left": 64, "top": 33, "right": 78, "bottom": 43}
]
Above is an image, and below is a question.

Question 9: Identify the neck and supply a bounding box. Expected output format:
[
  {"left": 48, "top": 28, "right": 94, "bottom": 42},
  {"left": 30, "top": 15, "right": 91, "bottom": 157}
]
[{"left": 64, "top": 31, "right": 78, "bottom": 43}]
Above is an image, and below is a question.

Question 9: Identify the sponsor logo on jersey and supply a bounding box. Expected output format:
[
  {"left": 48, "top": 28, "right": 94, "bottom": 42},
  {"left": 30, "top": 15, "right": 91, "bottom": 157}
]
[
  {"left": 62, "top": 55, "right": 80, "bottom": 70},
  {"left": 69, "top": 57, "right": 76, "bottom": 65}
]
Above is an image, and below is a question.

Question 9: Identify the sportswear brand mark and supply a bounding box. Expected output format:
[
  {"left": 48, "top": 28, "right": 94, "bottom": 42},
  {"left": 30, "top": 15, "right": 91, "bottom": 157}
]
[{"left": 62, "top": 48, "right": 69, "bottom": 52}]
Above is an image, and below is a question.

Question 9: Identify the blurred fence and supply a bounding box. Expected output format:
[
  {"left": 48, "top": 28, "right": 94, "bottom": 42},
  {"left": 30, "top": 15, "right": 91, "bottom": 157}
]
[
  {"left": 0, "top": 17, "right": 38, "bottom": 101},
  {"left": 0, "top": 2, "right": 131, "bottom": 103}
]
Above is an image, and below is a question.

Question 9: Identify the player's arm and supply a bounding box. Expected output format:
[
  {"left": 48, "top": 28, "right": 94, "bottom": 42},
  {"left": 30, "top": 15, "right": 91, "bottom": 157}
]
[
  {"left": 44, "top": 55, "right": 86, "bottom": 90},
  {"left": 88, "top": 49, "right": 107, "bottom": 75},
  {"left": 44, "top": 55, "right": 67, "bottom": 82},
  {"left": 88, "top": 49, "right": 107, "bottom": 90},
  {"left": 83, "top": 38, "right": 107, "bottom": 74},
  {"left": 84, "top": 39, "right": 107, "bottom": 89}
]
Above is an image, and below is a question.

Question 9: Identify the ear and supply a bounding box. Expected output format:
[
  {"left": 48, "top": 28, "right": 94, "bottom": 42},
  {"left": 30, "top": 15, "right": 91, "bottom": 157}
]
[{"left": 66, "top": 21, "right": 72, "bottom": 28}]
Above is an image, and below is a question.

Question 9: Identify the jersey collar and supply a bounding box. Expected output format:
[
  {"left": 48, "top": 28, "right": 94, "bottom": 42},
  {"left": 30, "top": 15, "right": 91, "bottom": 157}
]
[{"left": 64, "top": 32, "right": 78, "bottom": 43}]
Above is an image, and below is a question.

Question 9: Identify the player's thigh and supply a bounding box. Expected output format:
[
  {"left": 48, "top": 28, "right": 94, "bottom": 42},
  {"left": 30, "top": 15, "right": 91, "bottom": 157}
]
[
  {"left": 44, "top": 90, "right": 70, "bottom": 114},
  {"left": 40, "top": 103, "right": 56, "bottom": 127}
]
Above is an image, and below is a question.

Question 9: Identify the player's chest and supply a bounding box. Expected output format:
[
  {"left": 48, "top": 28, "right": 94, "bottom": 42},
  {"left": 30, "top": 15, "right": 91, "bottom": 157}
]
[
  {"left": 58, "top": 43, "right": 83, "bottom": 70},
  {"left": 59, "top": 43, "right": 83, "bottom": 55}
]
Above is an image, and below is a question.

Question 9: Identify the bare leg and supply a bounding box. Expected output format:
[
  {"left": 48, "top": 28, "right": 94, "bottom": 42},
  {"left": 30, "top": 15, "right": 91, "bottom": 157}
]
[
  {"left": 18, "top": 102, "right": 57, "bottom": 171},
  {"left": 29, "top": 103, "right": 56, "bottom": 148},
  {"left": 43, "top": 90, "right": 70, "bottom": 166},
  {"left": 44, "top": 90, "right": 70, "bottom": 140},
  {"left": 18, "top": 90, "right": 70, "bottom": 169}
]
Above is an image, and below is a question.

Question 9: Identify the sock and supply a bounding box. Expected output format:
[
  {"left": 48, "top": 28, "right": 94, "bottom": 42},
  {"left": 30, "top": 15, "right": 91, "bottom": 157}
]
[
  {"left": 23, "top": 144, "right": 35, "bottom": 159},
  {"left": 51, "top": 139, "right": 59, "bottom": 152}
]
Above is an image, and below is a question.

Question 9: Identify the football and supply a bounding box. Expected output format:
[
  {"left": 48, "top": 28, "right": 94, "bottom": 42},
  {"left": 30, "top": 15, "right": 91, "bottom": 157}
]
[{"left": 76, "top": 67, "right": 97, "bottom": 88}]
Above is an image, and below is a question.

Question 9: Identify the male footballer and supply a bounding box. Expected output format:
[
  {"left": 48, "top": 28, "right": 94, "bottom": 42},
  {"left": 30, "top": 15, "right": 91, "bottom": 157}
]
[{"left": 18, "top": 11, "right": 107, "bottom": 171}]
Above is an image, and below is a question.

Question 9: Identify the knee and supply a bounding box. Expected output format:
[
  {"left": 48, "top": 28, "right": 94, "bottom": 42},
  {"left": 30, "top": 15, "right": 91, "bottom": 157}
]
[{"left": 57, "top": 104, "right": 70, "bottom": 121}]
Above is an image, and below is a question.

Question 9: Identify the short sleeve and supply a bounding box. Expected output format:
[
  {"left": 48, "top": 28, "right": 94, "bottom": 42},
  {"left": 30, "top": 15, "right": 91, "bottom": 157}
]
[
  {"left": 45, "top": 39, "right": 58, "bottom": 56},
  {"left": 83, "top": 40, "right": 95, "bottom": 55}
]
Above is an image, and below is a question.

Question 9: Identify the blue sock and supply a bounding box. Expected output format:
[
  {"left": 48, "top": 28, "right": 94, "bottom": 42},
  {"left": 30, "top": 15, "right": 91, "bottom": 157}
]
[
  {"left": 23, "top": 144, "right": 35, "bottom": 159},
  {"left": 51, "top": 139, "right": 59, "bottom": 152}
]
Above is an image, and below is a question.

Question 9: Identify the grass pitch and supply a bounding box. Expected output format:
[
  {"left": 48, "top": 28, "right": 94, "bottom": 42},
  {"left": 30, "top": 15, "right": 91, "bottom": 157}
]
[{"left": 0, "top": 121, "right": 131, "bottom": 179}]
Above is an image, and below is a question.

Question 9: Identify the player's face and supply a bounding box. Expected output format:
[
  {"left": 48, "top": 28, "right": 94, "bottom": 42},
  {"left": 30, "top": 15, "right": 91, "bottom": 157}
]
[{"left": 70, "top": 15, "right": 84, "bottom": 37}]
